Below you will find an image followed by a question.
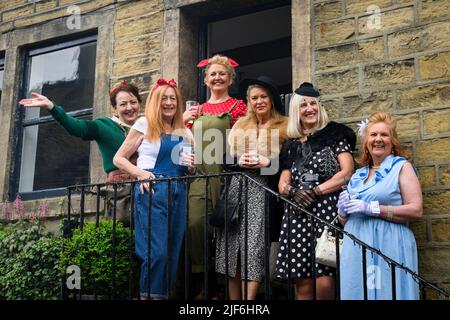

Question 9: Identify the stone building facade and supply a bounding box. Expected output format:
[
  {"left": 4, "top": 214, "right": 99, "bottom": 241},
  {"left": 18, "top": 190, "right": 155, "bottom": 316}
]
[{"left": 0, "top": 0, "right": 448, "bottom": 297}]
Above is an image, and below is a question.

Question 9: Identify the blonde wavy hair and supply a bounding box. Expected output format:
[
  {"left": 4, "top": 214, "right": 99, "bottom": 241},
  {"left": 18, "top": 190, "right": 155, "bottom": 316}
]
[
  {"left": 286, "top": 93, "right": 329, "bottom": 139},
  {"left": 358, "top": 112, "right": 408, "bottom": 166},
  {"left": 144, "top": 84, "right": 191, "bottom": 143},
  {"left": 204, "top": 54, "right": 236, "bottom": 81}
]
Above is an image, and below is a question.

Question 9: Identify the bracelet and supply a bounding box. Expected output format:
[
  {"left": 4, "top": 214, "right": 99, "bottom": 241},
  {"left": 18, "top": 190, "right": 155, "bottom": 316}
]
[{"left": 387, "top": 205, "right": 394, "bottom": 221}]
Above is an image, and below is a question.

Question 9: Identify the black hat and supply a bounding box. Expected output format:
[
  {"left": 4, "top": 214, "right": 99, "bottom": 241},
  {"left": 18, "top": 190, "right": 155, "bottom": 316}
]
[
  {"left": 294, "top": 82, "right": 320, "bottom": 97},
  {"left": 239, "top": 75, "right": 283, "bottom": 113}
]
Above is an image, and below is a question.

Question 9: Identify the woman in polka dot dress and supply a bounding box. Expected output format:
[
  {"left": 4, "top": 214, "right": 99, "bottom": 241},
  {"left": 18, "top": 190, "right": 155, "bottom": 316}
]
[{"left": 275, "top": 82, "right": 356, "bottom": 300}]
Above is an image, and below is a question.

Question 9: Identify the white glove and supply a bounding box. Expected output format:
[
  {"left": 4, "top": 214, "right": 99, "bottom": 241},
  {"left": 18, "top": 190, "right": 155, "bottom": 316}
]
[
  {"left": 337, "top": 191, "right": 351, "bottom": 218},
  {"left": 344, "top": 199, "right": 381, "bottom": 217}
]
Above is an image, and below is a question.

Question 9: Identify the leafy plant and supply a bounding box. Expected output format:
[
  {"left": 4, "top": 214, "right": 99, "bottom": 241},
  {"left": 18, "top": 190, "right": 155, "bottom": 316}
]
[
  {"left": 60, "top": 220, "right": 138, "bottom": 299},
  {"left": 0, "top": 221, "right": 62, "bottom": 300}
]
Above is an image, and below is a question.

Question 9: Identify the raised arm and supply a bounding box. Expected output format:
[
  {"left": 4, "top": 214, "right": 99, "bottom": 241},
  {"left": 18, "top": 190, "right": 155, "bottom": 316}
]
[{"left": 19, "top": 92, "right": 96, "bottom": 139}]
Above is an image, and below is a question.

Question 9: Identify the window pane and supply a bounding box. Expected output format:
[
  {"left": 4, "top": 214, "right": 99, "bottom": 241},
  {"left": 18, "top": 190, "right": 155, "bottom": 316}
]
[
  {"left": 25, "top": 41, "right": 96, "bottom": 120},
  {"left": 19, "top": 39, "right": 96, "bottom": 193},
  {"left": 19, "top": 117, "right": 91, "bottom": 192}
]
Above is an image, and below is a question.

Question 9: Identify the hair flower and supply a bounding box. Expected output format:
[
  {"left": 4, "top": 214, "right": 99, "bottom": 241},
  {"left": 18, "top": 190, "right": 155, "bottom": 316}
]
[{"left": 357, "top": 118, "right": 369, "bottom": 138}]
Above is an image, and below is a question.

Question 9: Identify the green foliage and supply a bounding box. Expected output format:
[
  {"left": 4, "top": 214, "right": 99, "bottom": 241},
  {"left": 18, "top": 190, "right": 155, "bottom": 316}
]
[
  {"left": 60, "top": 220, "right": 137, "bottom": 298},
  {"left": 0, "top": 221, "right": 62, "bottom": 300}
]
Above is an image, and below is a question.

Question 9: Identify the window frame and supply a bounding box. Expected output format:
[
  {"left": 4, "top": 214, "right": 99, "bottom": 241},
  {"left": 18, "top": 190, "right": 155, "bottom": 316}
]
[{"left": 10, "top": 35, "right": 98, "bottom": 201}]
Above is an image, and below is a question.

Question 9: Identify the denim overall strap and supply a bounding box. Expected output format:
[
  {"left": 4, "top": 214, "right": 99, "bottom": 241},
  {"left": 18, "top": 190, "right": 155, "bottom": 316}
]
[{"left": 152, "top": 134, "right": 187, "bottom": 177}]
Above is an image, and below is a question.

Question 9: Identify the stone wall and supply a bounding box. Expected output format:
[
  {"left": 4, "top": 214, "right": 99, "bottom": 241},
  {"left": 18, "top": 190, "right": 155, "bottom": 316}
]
[{"left": 313, "top": 0, "right": 450, "bottom": 295}]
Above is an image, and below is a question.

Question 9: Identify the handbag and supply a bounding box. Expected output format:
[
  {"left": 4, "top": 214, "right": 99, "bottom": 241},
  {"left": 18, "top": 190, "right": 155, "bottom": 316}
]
[
  {"left": 315, "top": 215, "right": 343, "bottom": 268},
  {"left": 209, "top": 177, "right": 242, "bottom": 228}
]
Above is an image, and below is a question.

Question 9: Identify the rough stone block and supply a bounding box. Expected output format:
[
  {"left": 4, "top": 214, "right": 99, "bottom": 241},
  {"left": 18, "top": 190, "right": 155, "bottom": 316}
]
[
  {"left": 419, "top": 247, "right": 450, "bottom": 282},
  {"left": 314, "top": 1, "right": 342, "bottom": 22},
  {"left": 346, "top": 0, "right": 392, "bottom": 15},
  {"left": 388, "top": 20, "right": 450, "bottom": 58},
  {"left": 2, "top": 4, "right": 34, "bottom": 22},
  {"left": 316, "top": 37, "right": 384, "bottom": 70},
  {"left": 409, "top": 220, "right": 428, "bottom": 243},
  {"left": 417, "top": 166, "right": 436, "bottom": 188},
  {"left": 59, "top": 0, "right": 84, "bottom": 5},
  {"left": 419, "top": 52, "right": 450, "bottom": 80},
  {"left": 0, "top": 21, "right": 13, "bottom": 34},
  {"left": 14, "top": 8, "right": 69, "bottom": 28},
  {"left": 423, "top": 109, "right": 450, "bottom": 136},
  {"left": 431, "top": 218, "right": 450, "bottom": 242},
  {"left": 315, "top": 68, "right": 359, "bottom": 95},
  {"left": 36, "top": 0, "right": 58, "bottom": 13},
  {"left": 342, "top": 92, "right": 393, "bottom": 118},
  {"left": 117, "top": 0, "right": 162, "bottom": 20},
  {"left": 419, "top": 0, "right": 450, "bottom": 23},
  {"left": 0, "top": 0, "right": 25, "bottom": 12},
  {"left": 364, "top": 59, "right": 415, "bottom": 88},
  {"left": 397, "top": 83, "right": 450, "bottom": 110},
  {"left": 321, "top": 99, "right": 339, "bottom": 119},
  {"left": 359, "top": 7, "right": 414, "bottom": 36},
  {"left": 114, "top": 12, "right": 163, "bottom": 39},
  {"left": 439, "top": 165, "right": 450, "bottom": 186},
  {"left": 78, "top": 0, "right": 115, "bottom": 13},
  {"left": 423, "top": 190, "right": 450, "bottom": 215},
  {"left": 113, "top": 54, "right": 160, "bottom": 77},
  {"left": 315, "top": 19, "right": 355, "bottom": 47},
  {"left": 416, "top": 138, "right": 450, "bottom": 164},
  {"left": 396, "top": 113, "right": 420, "bottom": 139},
  {"left": 114, "top": 33, "right": 161, "bottom": 59}
]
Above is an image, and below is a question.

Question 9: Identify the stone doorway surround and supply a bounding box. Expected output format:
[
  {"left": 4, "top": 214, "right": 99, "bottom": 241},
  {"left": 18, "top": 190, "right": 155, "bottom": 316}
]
[{"left": 161, "top": 0, "right": 312, "bottom": 101}]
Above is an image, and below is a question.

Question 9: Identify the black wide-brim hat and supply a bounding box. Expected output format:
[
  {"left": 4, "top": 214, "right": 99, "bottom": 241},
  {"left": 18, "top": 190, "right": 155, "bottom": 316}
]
[{"left": 239, "top": 75, "right": 283, "bottom": 114}]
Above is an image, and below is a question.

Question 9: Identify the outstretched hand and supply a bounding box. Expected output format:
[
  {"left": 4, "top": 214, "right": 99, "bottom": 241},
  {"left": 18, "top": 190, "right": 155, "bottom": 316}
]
[{"left": 19, "top": 92, "right": 54, "bottom": 110}]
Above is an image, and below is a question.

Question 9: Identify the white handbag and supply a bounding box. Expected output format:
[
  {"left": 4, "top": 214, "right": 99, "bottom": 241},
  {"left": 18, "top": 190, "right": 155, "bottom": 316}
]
[{"left": 315, "top": 216, "right": 343, "bottom": 268}]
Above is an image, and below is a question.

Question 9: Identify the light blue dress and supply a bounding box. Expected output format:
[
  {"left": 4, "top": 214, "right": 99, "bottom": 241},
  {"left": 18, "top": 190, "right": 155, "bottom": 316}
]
[{"left": 340, "top": 155, "right": 419, "bottom": 300}]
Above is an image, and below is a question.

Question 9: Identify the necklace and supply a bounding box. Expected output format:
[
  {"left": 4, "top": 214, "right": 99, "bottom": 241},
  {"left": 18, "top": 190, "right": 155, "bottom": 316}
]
[{"left": 371, "top": 166, "right": 380, "bottom": 169}]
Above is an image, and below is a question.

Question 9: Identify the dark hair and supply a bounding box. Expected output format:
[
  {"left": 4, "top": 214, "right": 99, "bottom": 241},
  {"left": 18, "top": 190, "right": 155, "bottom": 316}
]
[{"left": 109, "top": 83, "right": 142, "bottom": 107}]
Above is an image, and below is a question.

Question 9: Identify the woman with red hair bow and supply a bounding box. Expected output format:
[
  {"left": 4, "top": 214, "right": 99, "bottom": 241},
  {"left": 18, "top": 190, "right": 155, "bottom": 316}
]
[
  {"left": 184, "top": 54, "right": 247, "bottom": 299},
  {"left": 114, "top": 79, "right": 195, "bottom": 299}
]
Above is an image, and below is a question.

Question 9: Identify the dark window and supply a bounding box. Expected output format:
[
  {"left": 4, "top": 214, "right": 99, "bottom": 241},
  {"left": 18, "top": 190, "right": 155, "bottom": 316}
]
[
  {"left": 199, "top": 4, "right": 292, "bottom": 106},
  {"left": 13, "top": 36, "right": 97, "bottom": 199}
]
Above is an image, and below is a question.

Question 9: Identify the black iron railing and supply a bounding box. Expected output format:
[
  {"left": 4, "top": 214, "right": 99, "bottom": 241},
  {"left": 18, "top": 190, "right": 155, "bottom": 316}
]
[{"left": 62, "top": 172, "right": 449, "bottom": 300}]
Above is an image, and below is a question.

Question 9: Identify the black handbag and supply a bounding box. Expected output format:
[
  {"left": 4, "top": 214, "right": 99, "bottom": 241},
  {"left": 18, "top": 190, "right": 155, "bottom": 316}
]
[{"left": 210, "top": 177, "right": 242, "bottom": 228}]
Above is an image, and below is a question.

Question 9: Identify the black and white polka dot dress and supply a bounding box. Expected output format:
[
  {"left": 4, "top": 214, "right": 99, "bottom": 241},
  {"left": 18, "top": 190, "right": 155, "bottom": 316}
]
[{"left": 275, "top": 137, "right": 352, "bottom": 280}]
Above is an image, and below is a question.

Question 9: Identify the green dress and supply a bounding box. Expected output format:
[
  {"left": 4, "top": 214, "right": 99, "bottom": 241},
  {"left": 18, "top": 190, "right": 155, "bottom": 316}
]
[{"left": 188, "top": 101, "right": 241, "bottom": 273}]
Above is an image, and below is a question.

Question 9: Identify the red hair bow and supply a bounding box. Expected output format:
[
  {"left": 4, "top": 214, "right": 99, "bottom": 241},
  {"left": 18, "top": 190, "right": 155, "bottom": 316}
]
[
  {"left": 196, "top": 57, "right": 239, "bottom": 68},
  {"left": 109, "top": 79, "right": 127, "bottom": 96},
  {"left": 152, "top": 78, "right": 177, "bottom": 92}
]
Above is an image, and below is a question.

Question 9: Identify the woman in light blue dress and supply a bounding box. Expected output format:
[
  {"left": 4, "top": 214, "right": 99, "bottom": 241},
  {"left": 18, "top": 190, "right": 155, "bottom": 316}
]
[{"left": 337, "top": 112, "right": 423, "bottom": 300}]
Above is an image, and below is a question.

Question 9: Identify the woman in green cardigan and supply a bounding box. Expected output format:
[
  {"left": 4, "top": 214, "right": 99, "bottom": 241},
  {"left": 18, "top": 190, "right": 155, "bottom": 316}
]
[
  {"left": 19, "top": 81, "right": 142, "bottom": 222},
  {"left": 19, "top": 81, "right": 142, "bottom": 180}
]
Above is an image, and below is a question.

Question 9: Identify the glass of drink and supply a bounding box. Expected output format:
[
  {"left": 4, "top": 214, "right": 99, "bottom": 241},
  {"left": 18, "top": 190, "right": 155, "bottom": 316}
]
[
  {"left": 179, "top": 142, "right": 194, "bottom": 166},
  {"left": 186, "top": 100, "right": 200, "bottom": 125}
]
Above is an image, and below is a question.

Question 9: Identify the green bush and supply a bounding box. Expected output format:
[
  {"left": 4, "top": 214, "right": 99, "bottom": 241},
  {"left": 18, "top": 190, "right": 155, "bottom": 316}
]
[
  {"left": 0, "top": 221, "right": 62, "bottom": 300},
  {"left": 60, "top": 220, "right": 138, "bottom": 299}
]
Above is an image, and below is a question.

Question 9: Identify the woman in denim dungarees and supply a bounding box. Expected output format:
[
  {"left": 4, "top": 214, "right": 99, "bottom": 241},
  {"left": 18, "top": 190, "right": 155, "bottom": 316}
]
[{"left": 114, "top": 79, "right": 195, "bottom": 299}]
